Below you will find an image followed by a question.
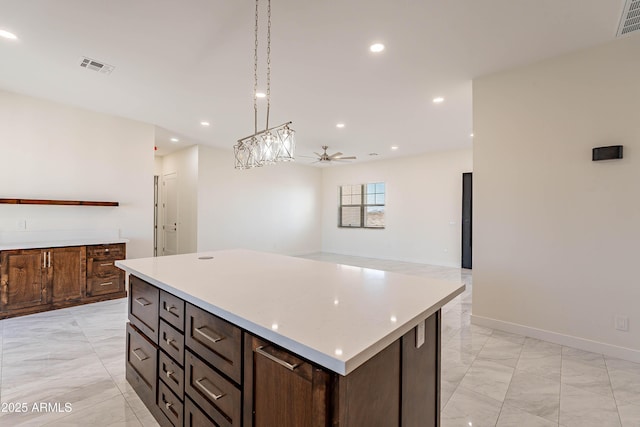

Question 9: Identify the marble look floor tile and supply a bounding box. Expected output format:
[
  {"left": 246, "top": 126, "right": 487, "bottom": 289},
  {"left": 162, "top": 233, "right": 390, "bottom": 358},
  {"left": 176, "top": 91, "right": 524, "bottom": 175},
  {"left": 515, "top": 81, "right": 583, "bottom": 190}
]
[
  {"left": 559, "top": 383, "right": 621, "bottom": 427},
  {"left": 522, "top": 337, "right": 562, "bottom": 356},
  {"left": 561, "top": 346, "right": 606, "bottom": 369},
  {"left": 490, "top": 329, "right": 527, "bottom": 345},
  {"left": 504, "top": 372, "right": 560, "bottom": 423},
  {"left": 497, "top": 404, "right": 559, "bottom": 427},
  {"left": 476, "top": 336, "right": 523, "bottom": 368},
  {"left": 44, "top": 394, "right": 141, "bottom": 426},
  {"left": 458, "top": 359, "right": 515, "bottom": 401},
  {"left": 617, "top": 401, "right": 640, "bottom": 427},
  {"left": 516, "top": 352, "right": 561, "bottom": 381},
  {"left": 561, "top": 358, "right": 614, "bottom": 398},
  {"left": 442, "top": 386, "right": 502, "bottom": 427},
  {"left": 605, "top": 357, "right": 640, "bottom": 405}
]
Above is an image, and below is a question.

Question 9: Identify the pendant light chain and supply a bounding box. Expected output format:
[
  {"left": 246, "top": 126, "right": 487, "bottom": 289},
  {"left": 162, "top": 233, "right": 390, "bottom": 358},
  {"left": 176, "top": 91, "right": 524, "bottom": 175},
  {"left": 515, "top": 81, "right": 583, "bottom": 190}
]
[
  {"left": 234, "top": 0, "right": 295, "bottom": 169},
  {"left": 254, "top": 0, "right": 259, "bottom": 135},
  {"left": 265, "top": 0, "right": 271, "bottom": 130}
]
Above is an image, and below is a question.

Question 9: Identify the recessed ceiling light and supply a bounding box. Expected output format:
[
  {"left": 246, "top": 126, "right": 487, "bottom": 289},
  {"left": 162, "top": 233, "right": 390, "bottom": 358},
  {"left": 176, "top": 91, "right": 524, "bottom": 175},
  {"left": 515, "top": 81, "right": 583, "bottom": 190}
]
[
  {"left": 470, "top": 133, "right": 474, "bottom": 137},
  {"left": 369, "top": 43, "right": 385, "bottom": 53},
  {"left": 336, "top": 123, "right": 345, "bottom": 128},
  {"left": 391, "top": 146, "right": 399, "bottom": 150},
  {"left": 255, "top": 92, "right": 266, "bottom": 98},
  {"left": 170, "top": 138, "right": 179, "bottom": 143},
  {"left": 0, "top": 29, "right": 18, "bottom": 40},
  {"left": 433, "top": 97, "right": 444, "bottom": 104},
  {"left": 200, "top": 121, "right": 210, "bottom": 127}
]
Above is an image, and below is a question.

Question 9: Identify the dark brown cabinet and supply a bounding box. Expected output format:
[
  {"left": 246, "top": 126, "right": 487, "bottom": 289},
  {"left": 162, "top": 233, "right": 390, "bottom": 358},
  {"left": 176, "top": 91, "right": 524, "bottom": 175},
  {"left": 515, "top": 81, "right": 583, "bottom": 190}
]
[
  {"left": 0, "top": 249, "right": 45, "bottom": 310},
  {"left": 244, "top": 335, "right": 330, "bottom": 427},
  {"left": 125, "top": 275, "right": 442, "bottom": 427},
  {"left": 0, "top": 243, "right": 126, "bottom": 319}
]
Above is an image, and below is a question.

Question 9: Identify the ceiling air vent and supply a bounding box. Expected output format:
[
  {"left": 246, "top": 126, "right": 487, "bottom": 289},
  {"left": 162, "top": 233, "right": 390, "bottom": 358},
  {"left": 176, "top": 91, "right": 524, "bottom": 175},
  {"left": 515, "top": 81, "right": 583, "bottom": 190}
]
[
  {"left": 78, "top": 56, "right": 115, "bottom": 75},
  {"left": 617, "top": 0, "right": 640, "bottom": 37}
]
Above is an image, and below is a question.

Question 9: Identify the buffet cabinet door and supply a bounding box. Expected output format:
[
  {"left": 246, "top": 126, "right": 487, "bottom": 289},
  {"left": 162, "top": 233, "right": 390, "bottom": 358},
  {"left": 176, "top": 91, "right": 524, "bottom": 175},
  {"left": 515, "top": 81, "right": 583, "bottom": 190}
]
[
  {"left": 49, "top": 246, "right": 86, "bottom": 303},
  {"left": 0, "top": 249, "right": 45, "bottom": 310},
  {"left": 243, "top": 334, "right": 331, "bottom": 427}
]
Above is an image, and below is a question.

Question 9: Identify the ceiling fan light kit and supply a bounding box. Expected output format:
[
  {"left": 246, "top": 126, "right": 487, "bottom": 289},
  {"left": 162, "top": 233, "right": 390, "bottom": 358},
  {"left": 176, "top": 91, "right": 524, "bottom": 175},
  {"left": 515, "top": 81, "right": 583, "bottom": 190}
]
[{"left": 234, "top": 0, "right": 295, "bottom": 170}]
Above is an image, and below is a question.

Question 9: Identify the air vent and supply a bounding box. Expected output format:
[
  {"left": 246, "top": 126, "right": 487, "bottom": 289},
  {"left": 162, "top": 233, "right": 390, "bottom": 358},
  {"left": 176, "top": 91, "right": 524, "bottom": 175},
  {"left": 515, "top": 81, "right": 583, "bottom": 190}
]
[
  {"left": 78, "top": 56, "right": 115, "bottom": 75},
  {"left": 617, "top": 0, "right": 640, "bottom": 37}
]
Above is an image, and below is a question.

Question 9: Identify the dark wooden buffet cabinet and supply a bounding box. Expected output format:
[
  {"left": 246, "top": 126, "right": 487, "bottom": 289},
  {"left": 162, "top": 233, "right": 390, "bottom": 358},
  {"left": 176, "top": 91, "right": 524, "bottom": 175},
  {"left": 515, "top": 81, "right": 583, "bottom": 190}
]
[
  {"left": 0, "top": 243, "right": 126, "bottom": 318},
  {"left": 126, "top": 275, "right": 441, "bottom": 427}
]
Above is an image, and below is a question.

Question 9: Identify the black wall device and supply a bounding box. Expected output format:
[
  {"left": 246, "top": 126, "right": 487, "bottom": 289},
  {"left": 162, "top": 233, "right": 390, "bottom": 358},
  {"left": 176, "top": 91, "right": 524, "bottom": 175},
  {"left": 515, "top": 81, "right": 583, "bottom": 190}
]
[{"left": 592, "top": 145, "right": 623, "bottom": 161}]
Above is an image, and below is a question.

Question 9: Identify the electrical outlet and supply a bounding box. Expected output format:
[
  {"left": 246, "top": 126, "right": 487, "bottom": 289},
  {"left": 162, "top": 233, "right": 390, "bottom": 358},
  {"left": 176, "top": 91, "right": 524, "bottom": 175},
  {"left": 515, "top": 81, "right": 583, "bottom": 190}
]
[
  {"left": 614, "top": 315, "right": 629, "bottom": 332},
  {"left": 17, "top": 219, "right": 27, "bottom": 230}
]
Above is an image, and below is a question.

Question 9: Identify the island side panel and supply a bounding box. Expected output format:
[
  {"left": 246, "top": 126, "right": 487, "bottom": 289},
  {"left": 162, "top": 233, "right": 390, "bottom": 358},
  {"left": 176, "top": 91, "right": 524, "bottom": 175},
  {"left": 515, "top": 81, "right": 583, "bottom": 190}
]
[{"left": 402, "top": 311, "right": 441, "bottom": 426}]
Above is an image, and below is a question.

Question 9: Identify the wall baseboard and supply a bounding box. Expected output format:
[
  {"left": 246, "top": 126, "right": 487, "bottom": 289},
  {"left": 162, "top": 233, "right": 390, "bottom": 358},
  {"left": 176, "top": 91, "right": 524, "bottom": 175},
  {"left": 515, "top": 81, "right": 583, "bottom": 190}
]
[{"left": 471, "top": 314, "right": 640, "bottom": 364}]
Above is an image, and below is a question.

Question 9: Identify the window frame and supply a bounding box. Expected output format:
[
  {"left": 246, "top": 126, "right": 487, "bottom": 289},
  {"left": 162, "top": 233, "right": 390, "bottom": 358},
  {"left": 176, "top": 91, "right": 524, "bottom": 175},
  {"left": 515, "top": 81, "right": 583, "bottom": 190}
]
[{"left": 338, "top": 182, "right": 385, "bottom": 229}]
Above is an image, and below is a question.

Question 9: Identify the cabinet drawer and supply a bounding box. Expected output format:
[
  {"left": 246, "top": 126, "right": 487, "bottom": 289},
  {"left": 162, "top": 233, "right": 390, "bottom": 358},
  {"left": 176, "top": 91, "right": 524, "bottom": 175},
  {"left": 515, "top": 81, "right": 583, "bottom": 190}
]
[
  {"left": 88, "top": 260, "right": 120, "bottom": 277},
  {"left": 185, "top": 396, "right": 218, "bottom": 427},
  {"left": 87, "top": 273, "right": 123, "bottom": 296},
  {"left": 126, "top": 323, "right": 158, "bottom": 407},
  {"left": 160, "top": 319, "right": 184, "bottom": 366},
  {"left": 185, "top": 350, "right": 241, "bottom": 427},
  {"left": 159, "top": 351, "right": 184, "bottom": 399},
  {"left": 158, "top": 379, "right": 184, "bottom": 427},
  {"left": 160, "top": 291, "right": 185, "bottom": 332},
  {"left": 129, "top": 276, "right": 159, "bottom": 344},
  {"left": 86, "top": 243, "right": 125, "bottom": 260},
  {"left": 185, "top": 304, "right": 242, "bottom": 384}
]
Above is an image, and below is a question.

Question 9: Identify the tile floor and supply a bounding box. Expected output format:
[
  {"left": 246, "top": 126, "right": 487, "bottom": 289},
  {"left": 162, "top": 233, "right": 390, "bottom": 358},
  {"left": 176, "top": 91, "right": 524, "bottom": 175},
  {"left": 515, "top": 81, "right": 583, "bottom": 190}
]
[{"left": 0, "top": 252, "right": 638, "bottom": 426}]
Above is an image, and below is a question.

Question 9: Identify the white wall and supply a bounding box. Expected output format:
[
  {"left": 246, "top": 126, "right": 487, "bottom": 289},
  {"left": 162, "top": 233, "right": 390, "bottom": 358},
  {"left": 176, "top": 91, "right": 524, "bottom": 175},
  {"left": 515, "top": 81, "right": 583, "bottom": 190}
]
[
  {"left": 472, "top": 35, "right": 640, "bottom": 361},
  {"left": 197, "top": 145, "right": 322, "bottom": 255},
  {"left": 0, "top": 90, "right": 155, "bottom": 259},
  {"left": 321, "top": 150, "right": 473, "bottom": 266},
  {"left": 159, "top": 146, "right": 198, "bottom": 254}
]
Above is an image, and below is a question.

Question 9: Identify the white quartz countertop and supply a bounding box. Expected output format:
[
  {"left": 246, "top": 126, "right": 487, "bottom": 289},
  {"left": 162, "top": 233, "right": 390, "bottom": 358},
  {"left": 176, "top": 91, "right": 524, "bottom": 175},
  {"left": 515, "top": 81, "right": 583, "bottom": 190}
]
[
  {"left": 116, "top": 249, "right": 464, "bottom": 375},
  {"left": 0, "top": 238, "right": 129, "bottom": 251}
]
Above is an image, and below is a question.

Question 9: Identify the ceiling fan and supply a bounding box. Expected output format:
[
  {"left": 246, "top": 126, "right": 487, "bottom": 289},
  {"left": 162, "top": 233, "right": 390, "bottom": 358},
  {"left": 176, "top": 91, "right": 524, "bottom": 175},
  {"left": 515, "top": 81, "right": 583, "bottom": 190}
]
[{"left": 305, "top": 146, "right": 357, "bottom": 163}]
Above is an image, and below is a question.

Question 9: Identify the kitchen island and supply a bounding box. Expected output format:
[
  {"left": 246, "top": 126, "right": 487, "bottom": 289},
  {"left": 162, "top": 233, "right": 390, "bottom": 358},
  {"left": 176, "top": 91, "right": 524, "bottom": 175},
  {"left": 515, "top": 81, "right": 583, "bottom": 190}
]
[{"left": 116, "top": 249, "right": 464, "bottom": 427}]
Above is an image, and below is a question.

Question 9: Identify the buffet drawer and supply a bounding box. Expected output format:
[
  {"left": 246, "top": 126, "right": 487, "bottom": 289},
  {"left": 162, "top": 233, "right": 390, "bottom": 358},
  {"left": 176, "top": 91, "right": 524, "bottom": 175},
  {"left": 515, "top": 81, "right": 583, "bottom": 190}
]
[
  {"left": 185, "top": 349, "right": 241, "bottom": 427},
  {"left": 129, "top": 276, "right": 159, "bottom": 344},
  {"left": 185, "top": 396, "right": 218, "bottom": 427},
  {"left": 86, "top": 243, "right": 125, "bottom": 260},
  {"left": 160, "top": 290, "right": 185, "bottom": 332},
  {"left": 126, "top": 323, "right": 157, "bottom": 408},
  {"left": 160, "top": 319, "right": 184, "bottom": 366},
  {"left": 185, "top": 303, "right": 242, "bottom": 384},
  {"left": 87, "top": 273, "right": 123, "bottom": 296},
  {"left": 159, "top": 351, "right": 184, "bottom": 399},
  {"left": 158, "top": 379, "right": 184, "bottom": 427}
]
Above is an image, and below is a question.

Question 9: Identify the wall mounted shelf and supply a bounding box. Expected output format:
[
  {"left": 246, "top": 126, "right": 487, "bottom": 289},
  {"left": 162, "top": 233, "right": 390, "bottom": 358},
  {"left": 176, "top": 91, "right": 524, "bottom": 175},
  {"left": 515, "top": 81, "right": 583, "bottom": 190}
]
[{"left": 0, "top": 198, "right": 119, "bottom": 207}]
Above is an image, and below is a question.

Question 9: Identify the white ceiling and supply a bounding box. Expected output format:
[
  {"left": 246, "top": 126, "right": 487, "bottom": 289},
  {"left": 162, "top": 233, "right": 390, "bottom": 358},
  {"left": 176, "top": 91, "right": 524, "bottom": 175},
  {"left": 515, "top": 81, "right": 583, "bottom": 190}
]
[{"left": 0, "top": 0, "right": 627, "bottom": 164}]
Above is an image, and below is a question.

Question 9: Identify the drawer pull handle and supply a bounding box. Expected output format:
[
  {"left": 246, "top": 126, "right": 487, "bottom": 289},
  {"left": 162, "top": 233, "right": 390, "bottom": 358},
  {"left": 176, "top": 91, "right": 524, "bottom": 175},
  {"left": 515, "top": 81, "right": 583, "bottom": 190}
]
[
  {"left": 165, "top": 401, "right": 173, "bottom": 410},
  {"left": 135, "top": 297, "right": 151, "bottom": 307},
  {"left": 195, "top": 378, "right": 225, "bottom": 401},
  {"left": 100, "top": 263, "right": 113, "bottom": 267},
  {"left": 166, "top": 338, "right": 176, "bottom": 347},
  {"left": 132, "top": 348, "right": 149, "bottom": 362},
  {"left": 256, "top": 346, "right": 300, "bottom": 371},
  {"left": 166, "top": 370, "right": 175, "bottom": 379},
  {"left": 164, "top": 304, "right": 179, "bottom": 315},
  {"left": 194, "top": 326, "right": 224, "bottom": 344},
  {"left": 99, "top": 282, "right": 113, "bottom": 287}
]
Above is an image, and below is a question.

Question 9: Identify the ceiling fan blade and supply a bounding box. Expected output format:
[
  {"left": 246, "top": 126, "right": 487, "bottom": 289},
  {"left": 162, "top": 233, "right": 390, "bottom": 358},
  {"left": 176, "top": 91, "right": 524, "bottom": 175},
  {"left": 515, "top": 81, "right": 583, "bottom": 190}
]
[
  {"left": 336, "top": 156, "right": 356, "bottom": 160},
  {"left": 298, "top": 155, "right": 317, "bottom": 159},
  {"left": 329, "top": 152, "right": 343, "bottom": 159},
  {"left": 313, "top": 152, "right": 322, "bottom": 157}
]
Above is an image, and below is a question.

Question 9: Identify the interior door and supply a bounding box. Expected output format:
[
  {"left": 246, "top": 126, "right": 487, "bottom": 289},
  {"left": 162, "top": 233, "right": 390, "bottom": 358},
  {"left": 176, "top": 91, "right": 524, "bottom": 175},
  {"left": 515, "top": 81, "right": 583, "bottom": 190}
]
[
  {"left": 461, "top": 172, "right": 472, "bottom": 269},
  {"left": 162, "top": 172, "right": 178, "bottom": 256}
]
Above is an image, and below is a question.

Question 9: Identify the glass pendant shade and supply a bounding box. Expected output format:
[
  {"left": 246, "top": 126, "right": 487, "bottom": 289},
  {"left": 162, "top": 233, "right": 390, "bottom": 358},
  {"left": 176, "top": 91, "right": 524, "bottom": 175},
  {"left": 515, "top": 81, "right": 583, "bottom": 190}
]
[
  {"left": 260, "top": 131, "right": 277, "bottom": 165},
  {"left": 276, "top": 125, "right": 295, "bottom": 162}
]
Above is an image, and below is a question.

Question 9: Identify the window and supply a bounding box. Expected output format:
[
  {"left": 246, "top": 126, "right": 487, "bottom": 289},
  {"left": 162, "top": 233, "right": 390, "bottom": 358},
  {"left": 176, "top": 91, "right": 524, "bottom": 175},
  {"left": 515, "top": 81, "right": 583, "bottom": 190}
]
[{"left": 339, "top": 182, "right": 385, "bottom": 228}]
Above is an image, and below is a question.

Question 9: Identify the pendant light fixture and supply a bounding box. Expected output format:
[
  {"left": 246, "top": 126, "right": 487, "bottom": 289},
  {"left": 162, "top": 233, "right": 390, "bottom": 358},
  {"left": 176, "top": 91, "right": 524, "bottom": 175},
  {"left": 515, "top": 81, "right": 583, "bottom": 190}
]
[{"left": 234, "top": 0, "right": 295, "bottom": 169}]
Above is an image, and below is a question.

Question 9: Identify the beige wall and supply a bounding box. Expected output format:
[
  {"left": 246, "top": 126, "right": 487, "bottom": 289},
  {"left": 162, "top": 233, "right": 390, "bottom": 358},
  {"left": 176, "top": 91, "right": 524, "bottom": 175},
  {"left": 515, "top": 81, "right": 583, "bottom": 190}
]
[
  {"left": 472, "top": 35, "right": 640, "bottom": 361},
  {"left": 197, "top": 145, "right": 323, "bottom": 255},
  {"left": 0, "top": 90, "right": 155, "bottom": 259},
  {"left": 321, "top": 149, "right": 473, "bottom": 266}
]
